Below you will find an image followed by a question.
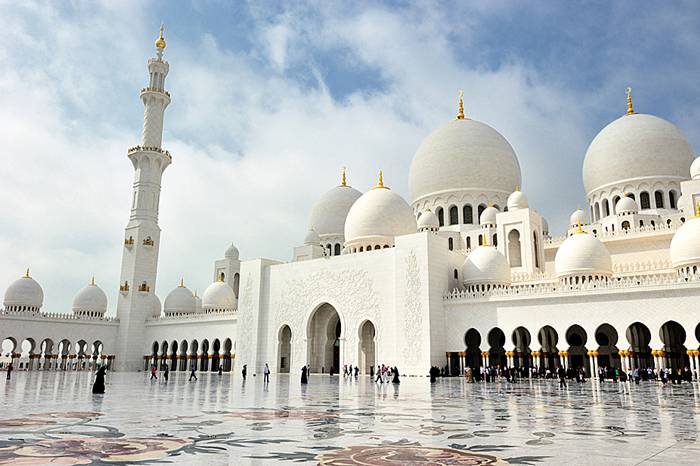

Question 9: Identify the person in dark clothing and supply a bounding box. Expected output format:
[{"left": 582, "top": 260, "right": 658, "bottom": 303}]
[
  {"left": 218, "top": 366, "right": 223, "bottom": 376},
  {"left": 301, "top": 365, "right": 308, "bottom": 384},
  {"left": 92, "top": 366, "right": 106, "bottom": 394},
  {"left": 429, "top": 366, "right": 439, "bottom": 383},
  {"left": 189, "top": 367, "right": 198, "bottom": 381},
  {"left": 5, "top": 363, "right": 13, "bottom": 380},
  {"left": 150, "top": 364, "right": 157, "bottom": 380},
  {"left": 375, "top": 366, "right": 383, "bottom": 383},
  {"left": 392, "top": 367, "right": 400, "bottom": 384},
  {"left": 163, "top": 363, "right": 169, "bottom": 382},
  {"left": 557, "top": 366, "right": 567, "bottom": 388},
  {"left": 242, "top": 364, "right": 247, "bottom": 380},
  {"left": 370, "top": 365, "right": 374, "bottom": 378}
]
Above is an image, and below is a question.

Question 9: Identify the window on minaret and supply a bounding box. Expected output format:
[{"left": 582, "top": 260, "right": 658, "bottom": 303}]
[
  {"left": 533, "top": 232, "right": 540, "bottom": 268},
  {"left": 334, "top": 244, "right": 341, "bottom": 256},
  {"left": 507, "top": 229, "right": 522, "bottom": 267},
  {"left": 449, "top": 206, "right": 458, "bottom": 225},
  {"left": 655, "top": 190, "right": 664, "bottom": 208},
  {"left": 602, "top": 199, "right": 610, "bottom": 217},
  {"left": 448, "top": 238, "right": 454, "bottom": 250},
  {"left": 640, "top": 192, "right": 650, "bottom": 210},
  {"left": 669, "top": 190, "right": 677, "bottom": 209}
]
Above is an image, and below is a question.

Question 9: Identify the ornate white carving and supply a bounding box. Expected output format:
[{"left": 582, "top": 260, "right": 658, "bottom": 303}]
[
  {"left": 236, "top": 274, "right": 256, "bottom": 365},
  {"left": 402, "top": 250, "right": 423, "bottom": 364}
]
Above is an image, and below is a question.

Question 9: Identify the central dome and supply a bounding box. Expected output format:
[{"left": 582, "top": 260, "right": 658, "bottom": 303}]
[
  {"left": 583, "top": 113, "right": 693, "bottom": 195},
  {"left": 409, "top": 118, "right": 521, "bottom": 204}
]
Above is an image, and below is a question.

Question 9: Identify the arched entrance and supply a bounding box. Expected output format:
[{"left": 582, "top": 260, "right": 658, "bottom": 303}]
[
  {"left": 358, "top": 320, "right": 376, "bottom": 375},
  {"left": 626, "top": 322, "right": 652, "bottom": 369},
  {"left": 511, "top": 326, "right": 531, "bottom": 369},
  {"left": 464, "top": 328, "right": 481, "bottom": 370},
  {"left": 660, "top": 320, "right": 688, "bottom": 371},
  {"left": 278, "top": 325, "right": 292, "bottom": 373},
  {"left": 595, "top": 323, "right": 619, "bottom": 369},
  {"left": 307, "top": 303, "right": 341, "bottom": 374},
  {"left": 565, "top": 324, "right": 588, "bottom": 372},
  {"left": 487, "top": 328, "right": 506, "bottom": 367}
]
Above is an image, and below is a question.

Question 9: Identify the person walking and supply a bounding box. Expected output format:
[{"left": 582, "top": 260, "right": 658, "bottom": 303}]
[
  {"left": 218, "top": 365, "right": 223, "bottom": 376},
  {"left": 242, "top": 364, "right": 247, "bottom": 381},
  {"left": 301, "top": 365, "right": 308, "bottom": 384},
  {"left": 150, "top": 364, "right": 158, "bottom": 381},
  {"left": 92, "top": 366, "right": 106, "bottom": 394},
  {"left": 375, "top": 365, "right": 383, "bottom": 383},
  {"left": 557, "top": 365, "right": 567, "bottom": 388},
  {"left": 5, "top": 362, "right": 13, "bottom": 381},
  {"left": 392, "top": 367, "right": 401, "bottom": 384},
  {"left": 163, "top": 363, "right": 169, "bottom": 383},
  {"left": 263, "top": 363, "right": 271, "bottom": 383},
  {"left": 189, "top": 366, "right": 198, "bottom": 382}
]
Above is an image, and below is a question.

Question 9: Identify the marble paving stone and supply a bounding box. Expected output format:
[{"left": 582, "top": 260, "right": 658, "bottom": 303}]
[{"left": 1, "top": 372, "right": 700, "bottom": 465}]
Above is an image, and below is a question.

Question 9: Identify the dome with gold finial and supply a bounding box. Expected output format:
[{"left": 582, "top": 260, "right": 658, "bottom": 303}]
[
  {"left": 155, "top": 24, "right": 166, "bottom": 49},
  {"left": 163, "top": 279, "right": 196, "bottom": 316},
  {"left": 409, "top": 91, "right": 521, "bottom": 207},
  {"left": 72, "top": 277, "right": 108, "bottom": 317},
  {"left": 3, "top": 269, "right": 44, "bottom": 312},
  {"left": 202, "top": 278, "right": 236, "bottom": 312},
  {"left": 344, "top": 170, "right": 417, "bottom": 250},
  {"left": 555, "top": 227, "right": 612, "bottom": 280},
  {"left": 583, "top": 88, "right": 693, "bottom": 197},
  {"left": 308, "top": 167, "right": 362, "bottom": 240},
  {"left": 461, "top": 245, "right": 511, "bottom": 288}
]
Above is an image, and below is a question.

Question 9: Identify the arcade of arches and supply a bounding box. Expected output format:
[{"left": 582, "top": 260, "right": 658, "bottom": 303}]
[
  {"left": 446, "top": 321, "right": 700, "bottom": 378},
  {"left": 147, "top": 338, "right": 234, "bottom": 372},
  {"left": 0, "top": 337, "right": 112, "bottom": 371}
]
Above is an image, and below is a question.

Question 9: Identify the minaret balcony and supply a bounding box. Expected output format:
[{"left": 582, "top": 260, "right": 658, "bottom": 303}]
[
  {"left": 140, "top": 87, "right": 170, "bottom": 98},
  {"left": 124, "top": 236, "right": 135, "bottom": 247},
  {"left": 127, "top": 146, "right": 172, "bottom": 162},
  {"left": 119, "top": 281, "right": 130, "bottom": 294},
  {"left": 143, "top": 236, "right": 155, "bottom": 247},
  {"left": 138, "top": 282, "right": 151, "bottom": 293}
]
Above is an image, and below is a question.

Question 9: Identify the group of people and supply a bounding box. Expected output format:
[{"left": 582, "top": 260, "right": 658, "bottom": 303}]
[{"left": 374, "top": 364, "right": 400, "bottom": 384}]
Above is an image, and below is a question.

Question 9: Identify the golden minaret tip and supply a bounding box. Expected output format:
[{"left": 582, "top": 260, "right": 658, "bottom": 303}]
[
  {"left": 90, "top": 276, "right": 95, "bottom": 286},
  {"left": 373, "top": 169, "right": 389, "bottom": 189},
  {"left": 24, "top": 268, "right": 30, "bottom": 278},
  {"left": 576, "top": 221, "right": 584, "bottom": 234},
  {"left": 179, "top": 277, "right": 184, "bottom": 287},
  {"left": 626, "top": 87, "right": 634, "bottom": 115},
  {"left": 695, "top": 202, "right": 700, "bottom": 218},
  {"left": 341, "top": 167, "right": 347, "bottom": 187},
  {"left": 155, "top": 23, "right": 166, "bottom": 50},
  {"left": 456, "top": 90, "right": 465, "bottom": 120}
]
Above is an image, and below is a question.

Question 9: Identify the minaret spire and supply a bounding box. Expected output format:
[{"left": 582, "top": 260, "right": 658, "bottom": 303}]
[
  {"left": 341, "top": 167, "right": 347, "bottom": 187},
  {"left": 456, "top": 90, "right": 465, "bottom": 120},
  {"left": 626, "top": 87, "right": 635, "bottom": 115}
]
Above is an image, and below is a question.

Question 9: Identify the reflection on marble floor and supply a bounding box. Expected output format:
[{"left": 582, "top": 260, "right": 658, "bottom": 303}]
[{"left": 1, "top": 372, "right": 700, "bottom": 465}]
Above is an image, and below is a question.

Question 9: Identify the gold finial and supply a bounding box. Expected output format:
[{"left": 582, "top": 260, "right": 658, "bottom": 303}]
[
  {"left": 218, "top": 273, "right": 224, "bottom": 282},
  {"left": 576, "top": 221, "right": 584, "bottom": 234},
  {"left": 193, "top": 289, "right": 198, "bottom": 298},
  {"left": 456, "top": 90, "right": 465, "bottom": 120},
  {"left": 483, "top": 233, "right": 490, "bottom": 246},
  {"left": 695, "top": 202, "right": 700, "bottom": 218},
  {"left": 515, "top": 185, "right": 520, "bottom": 192},
  {"left": 373, "top": 169, "right": 389, "bottom": 189},
  {"left": 626, "top": 87, "right": 634, "bottom": 115},
  {"left": 341, "top": 167, "right": 347, "bottom": 187},
  {"left": 24, "top": 268, "right": 30, "bottom": 278},
  {"left": 178, "top": 277, "right": 184, "bottom": 287},
  {"left": 155, "top": 24, "right": 166, "bottom": 50},
  {"left": 90, "top": 276, "right": 95, "bottom": 286}
]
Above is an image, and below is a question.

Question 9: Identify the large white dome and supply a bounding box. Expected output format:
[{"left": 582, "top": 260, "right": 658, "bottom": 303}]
[
  {"left": 409, "top": 118, "right": 521, "bottom": 204},
  {"left": 4, "top": 271, "right": 43, "bottom": 311},
  {"left": 202, "top": 280, "right": 236, "bottom": 311},
  {"left": 72, "top": 278, "right": 108, "bottom": 315},
  {"left": 163, "top": 282, "right": 196, "bottom": 315},
  {"left": 670, "top": 216, "right": 700, "bottom": 269},
  {"left": 462, "top": 246, "right": 511, "bottom": 286},
  {"left": 555, "top": 232, "right": 612, "bottom": 278},
  {"left": 344, "top": 176, "right": 417, "bottom": 246},
  {"left": 583, "top": 113, "right": 693, "bottom": 195},
  {"left": 308, "top": 181, "right": 362, "bottom": 238}
]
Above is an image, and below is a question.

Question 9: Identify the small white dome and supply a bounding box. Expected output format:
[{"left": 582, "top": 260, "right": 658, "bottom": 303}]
[
  {"left": 583, "top": 113, "right": 693, "bottom": 195},
  {"left": 507, "top": 190, "right": 528, "bottom": 211},
  {"left": 150, "top": 294, "right": 162, "bottom": 318},
  {"left": 462, "top": 246, "right": 511, "bottom": 286},
  {"left": 409, "top": 118, "right": 521, "bottom": 203},
  {"left": 569, "top": 209, "right": 587, "bottom": 227},
  {"left": 344, "top": 178, "right": 417, "bottom": 246},
  {"left": 555, "top": 232, "right": 612, "bottom": 278},
  {"left": 163, "top": 282, "right": 196, "bottom": 315},
  {"left": 480, "top": 206, "right": 498, "bottom": 226},
  {"left": 303, "top": 229, "right": 320, "bottom": 245},
  {"left": 72, "top": 279, "right": 107, "bottom": 315},
  {"left": 616, "top": 196, "right": 638, "bottom": 214},
  {"left": 4, "top": 271, "right": 43, "bottom": 311},
  {"left": 309, "top": 183, "right": 363, "bottom": 238},
  {"left": 202, "top": 280, "right": 236, "bottom": 311},
  {"left": 670, "top": 216, "right": 700, "bottom": 269},
  {"left": 417, "top": 210, "right": 439, "bottom": 231},
  {"left": 225, "top": 243, "right": 239, "bottom": 260},
  {"left": 691, "top": 157, "right": 700, "bottom": 181}
]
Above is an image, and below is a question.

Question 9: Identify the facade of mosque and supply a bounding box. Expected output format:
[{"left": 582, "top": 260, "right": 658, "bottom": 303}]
[{"left": 2, "top": 33, "right": 700, "bottom": 378}]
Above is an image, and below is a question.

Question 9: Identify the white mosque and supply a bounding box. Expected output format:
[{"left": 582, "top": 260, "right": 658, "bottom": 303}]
[{"left": 2, "top": 29, "right": 700, "bottom": 379}]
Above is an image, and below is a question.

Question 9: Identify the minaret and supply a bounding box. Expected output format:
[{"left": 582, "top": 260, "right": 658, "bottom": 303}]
[{"left": 115, "top": 26, "right": 172, "bottom": 371}]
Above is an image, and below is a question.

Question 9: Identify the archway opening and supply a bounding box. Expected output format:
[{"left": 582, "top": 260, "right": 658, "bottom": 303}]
[
  {"left": 212, "top": 339, "right": 221, "bottom": 372},
  {"left": 278, "top": 325, "right": 292, "bottom": 373},
  {"left": 179, "top": 340, "right": 188, "bottom": 371},
  {"left": 464, "top": 328, "right": 482, "bottom": 370},
  {"left": 307, "top": 303, "right": 341, "bottom": 374},
  {"left": 199, "top": 340, "right": 210, "bottom": 371},
  {"left": 660, "top": 320, "right": 688, "bottom": 371},
  {"left": 595, "top": 323, "right": 619, "bottom": 370},
  {"left": 170, "top": 341, "right": 178, "bottom": 371},
  {"left": 565, "top": 324, "right": 589, "bottom": 373},
  {"left": 487, "top": 328, "right": 506, "bottom": 367},
  {"left": 189, "top": 340, "right": 199, "bottom": 371},
  {"left": 537, "top": 326, "right": 559, "bottom": 371},
  {"left": 359, "top": 320, "right": 376, "bottom": 375},
  {"left": 223, "top": 338, "right": 232, "bottom": 372},
  {"left": 512, "top": 326, "right": 531, "bottom": 369},
  {"left": 626, "top": 322, "right": 652, "bottom": 369}
]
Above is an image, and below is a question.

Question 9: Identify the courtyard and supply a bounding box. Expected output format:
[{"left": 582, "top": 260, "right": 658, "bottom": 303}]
[{"left": 0, "top": 372, "right": 699, "bottom": 465}]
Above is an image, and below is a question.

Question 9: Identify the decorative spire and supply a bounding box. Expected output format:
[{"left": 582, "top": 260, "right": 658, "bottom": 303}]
[
  {"left": 373, "top": 169, "right": 389, "bottom": 189},
  {"left": 218, "top": 273, "right": 224, "bottom": 282},
  {"left": 483, "top": 233, "right": 490, "bottom": 246},
  {"left": 576, "top": 221, "right": 584, "bottom": 234},
  {"left": 193, "top": 289, "right": 198, "bottom": 298},
  {"left": 155, "top": 24, "right": 166, "bottom": 50},
  {"left": 695, "top": 202, "right": 700, "bottom": 218},
  {"left": 456, "top": 90, "right": 465, "bottom": 120},
  {"left": 341, "top": 167, "right": 347, "bottom": 187},
  {"left": 90, "top": 276, "right": 96, "bottom": 286},
  {"left": 626, "top": 87, "right": 634, "bottom": 115},
  {"left": 515, "top": 185, "right": 520, "bottom": 192},
  {"left": 178, "top": 277, "right": 184, "bottom": 287},
  {"left": 24, "top": 268, "right": 30, "bottom": 278}
]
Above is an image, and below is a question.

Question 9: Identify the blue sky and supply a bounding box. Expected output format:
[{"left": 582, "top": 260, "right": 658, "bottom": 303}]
[{"left": 1, "top": 0, "right": 699, "bottom": 313}]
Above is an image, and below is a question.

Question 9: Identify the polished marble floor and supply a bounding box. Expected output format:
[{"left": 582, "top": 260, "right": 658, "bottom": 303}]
[{"left": 1, "top": 371, "right": 700, "bottom": 465}]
